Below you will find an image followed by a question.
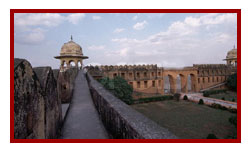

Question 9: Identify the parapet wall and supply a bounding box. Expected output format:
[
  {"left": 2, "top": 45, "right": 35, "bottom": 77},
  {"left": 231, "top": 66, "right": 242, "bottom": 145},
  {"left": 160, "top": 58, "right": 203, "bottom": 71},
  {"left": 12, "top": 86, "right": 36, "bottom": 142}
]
[
  {"left": 14, "top": 58, "right": 62, "bottom": 139},
  {"left": 86, "top": 73, "right": 177, "bottom": 139}
]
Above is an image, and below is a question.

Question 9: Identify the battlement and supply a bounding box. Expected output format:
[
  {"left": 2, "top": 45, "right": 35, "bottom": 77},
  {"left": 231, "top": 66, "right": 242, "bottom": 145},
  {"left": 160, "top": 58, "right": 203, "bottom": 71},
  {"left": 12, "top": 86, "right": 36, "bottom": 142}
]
[
  {"left": 87, "top": 64, "right": 163, "bottom": 71},
  {"left": 193, "top": 64, "right": 232, "bottom": 69}
]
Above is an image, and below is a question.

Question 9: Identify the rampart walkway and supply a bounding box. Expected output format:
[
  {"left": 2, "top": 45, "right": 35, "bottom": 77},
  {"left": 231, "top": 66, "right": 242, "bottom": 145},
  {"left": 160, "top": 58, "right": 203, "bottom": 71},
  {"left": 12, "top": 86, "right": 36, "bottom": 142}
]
[
  {"left": 61, "top": 70, "right": 109, "bottom": 139},
  {"left": 183, "top": 93, "right": 237, "bottom": 109}
]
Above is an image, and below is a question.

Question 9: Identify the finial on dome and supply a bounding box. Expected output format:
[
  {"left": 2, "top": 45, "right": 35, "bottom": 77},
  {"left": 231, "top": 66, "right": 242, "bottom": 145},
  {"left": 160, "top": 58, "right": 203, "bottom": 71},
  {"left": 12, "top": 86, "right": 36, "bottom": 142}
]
[{"left": 71, "top": 35, "right": 73, "bottom": 41}]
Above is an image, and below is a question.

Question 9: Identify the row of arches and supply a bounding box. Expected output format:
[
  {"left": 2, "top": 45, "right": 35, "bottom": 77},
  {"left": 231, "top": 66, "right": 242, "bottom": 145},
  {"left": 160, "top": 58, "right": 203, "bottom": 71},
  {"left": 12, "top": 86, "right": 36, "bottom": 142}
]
[
  {"left": 60, "top": 59, "right": 83, "bottom": 70},
  {"left": 164, "top": 73, "right": 197, "bottom": 94}
]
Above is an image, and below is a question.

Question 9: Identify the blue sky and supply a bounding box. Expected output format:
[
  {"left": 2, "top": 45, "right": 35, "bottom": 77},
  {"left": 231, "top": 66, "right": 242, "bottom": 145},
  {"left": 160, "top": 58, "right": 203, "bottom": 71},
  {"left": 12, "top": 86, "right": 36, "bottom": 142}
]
[{"left": 14, "top": 13, "right": 237, "bottom": 69}]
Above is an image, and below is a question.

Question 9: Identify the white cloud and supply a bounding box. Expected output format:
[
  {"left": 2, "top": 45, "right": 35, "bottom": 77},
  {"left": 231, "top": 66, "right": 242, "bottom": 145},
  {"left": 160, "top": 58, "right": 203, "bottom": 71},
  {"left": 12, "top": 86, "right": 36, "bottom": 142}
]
[
  {"left": 113, "top": 28, "right": 125, "bottom": 33},
  {"left": 14, "top": 28, "right": 46, "bottom": 45},
  {"left": 14, "top": 13, "right": 86, "bottom": 45},
  {"left": 67, "top": 13, "right": 85, "bottom": 24},
  {"left": 119, "top": 48, "right": 129, "bottom": 57},
  {"left": 14, "top": 13, "right": 64, "bottom": 27},
  {"left": 133, "top": 20, "right": 148, "bottom": 30},
  {"left": 92, "top": 16, "right": 101, "bottom": 20},
  {"left": 110, "top": 13, "right": 237, "bottom": 67},
  {"left": 88, "top": 45, "right": 105, "bottom": 50}
]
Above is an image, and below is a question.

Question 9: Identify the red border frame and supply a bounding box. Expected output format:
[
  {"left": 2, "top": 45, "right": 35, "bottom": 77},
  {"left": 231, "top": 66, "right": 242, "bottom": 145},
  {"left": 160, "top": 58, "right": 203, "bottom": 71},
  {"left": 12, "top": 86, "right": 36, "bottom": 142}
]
[{"left": 10, "top": 9, "right": 241, "bottom": 143}]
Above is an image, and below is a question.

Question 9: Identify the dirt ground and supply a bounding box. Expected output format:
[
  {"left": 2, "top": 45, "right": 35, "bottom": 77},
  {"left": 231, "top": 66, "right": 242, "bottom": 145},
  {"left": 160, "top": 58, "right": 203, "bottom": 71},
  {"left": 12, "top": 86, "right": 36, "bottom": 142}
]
[{"left": 131, "top": 100, "right": 237, "bottom": 139}]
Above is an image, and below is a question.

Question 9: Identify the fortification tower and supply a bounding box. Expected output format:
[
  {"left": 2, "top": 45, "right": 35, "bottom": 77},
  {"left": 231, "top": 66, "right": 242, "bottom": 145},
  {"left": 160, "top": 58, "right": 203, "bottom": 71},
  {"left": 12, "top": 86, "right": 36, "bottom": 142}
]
[
  {"left": 224, "top": 46, "right": 237, "bottom": 66},
  {"left": 54, "top": 36, "right": 88, "bottom": 71}
]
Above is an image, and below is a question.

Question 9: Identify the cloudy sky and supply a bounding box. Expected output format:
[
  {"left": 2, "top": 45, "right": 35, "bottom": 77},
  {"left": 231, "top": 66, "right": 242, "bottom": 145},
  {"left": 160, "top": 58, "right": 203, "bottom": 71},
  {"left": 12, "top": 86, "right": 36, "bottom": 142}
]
[{"left": 14, "top": 13, "right": 237, "bottom": 69}]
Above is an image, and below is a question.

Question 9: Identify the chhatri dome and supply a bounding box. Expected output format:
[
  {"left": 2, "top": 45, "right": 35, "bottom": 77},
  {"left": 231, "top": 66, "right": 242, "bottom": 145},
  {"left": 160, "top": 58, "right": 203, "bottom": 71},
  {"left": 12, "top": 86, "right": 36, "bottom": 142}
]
[
  {"left": 224, "top": 45, "right": 237, "bottom": 66},
  {"left": 55, "top": 36, "right": 88, "bottom": 71}
]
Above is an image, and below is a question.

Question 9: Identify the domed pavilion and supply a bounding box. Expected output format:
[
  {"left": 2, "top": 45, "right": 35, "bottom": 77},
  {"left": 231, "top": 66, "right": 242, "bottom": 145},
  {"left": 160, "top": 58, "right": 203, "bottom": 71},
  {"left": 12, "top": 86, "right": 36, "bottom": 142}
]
[
  {"left": 224, "top": 46, "right": 237, "bottom": 66},
  {"left": 55, "top": 36, "right": 88, "bottom": 71}
]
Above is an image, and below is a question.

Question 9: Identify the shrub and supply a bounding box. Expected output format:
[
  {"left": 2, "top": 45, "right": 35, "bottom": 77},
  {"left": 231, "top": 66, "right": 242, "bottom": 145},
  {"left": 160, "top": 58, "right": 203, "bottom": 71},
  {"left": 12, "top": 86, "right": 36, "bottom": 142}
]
[
  {"left": 198, "top": 99, "right": 204, "bottom": 105},
  {"left": 207, "top": 134, "right": 218, "bottom": 139},
  {"left": 228, "top": 108, "right": 237, "bottom": 113},
  {"left": 229, "top": 116, "right": 237, "bottom": 127},
  {"left": 210, "top": 103, "right": 227, "bottom": 110},
  {"left": 221, "top": 97, "right": 225, "bottom": 100},
  {"left": 136, "top": 95, "right": 173, "bottom": 104},
  {"left": 99, "top": 76, "right": 133, "bottom": 105},
  {"left": 183, "top": 95, "right": 188, "bottom": 100},
  {"left": 174, "top": 93, "right": 181, "bottom": 101},
  {"left": 226, "top": 73, "right": 237, "bottom": 91},
  {"left": 203, "top": 92, "right": 209, "bottom": 97},
  {"left": 203, "top": 89, "right": 227, "bottom": 97},
  {"left": 232, "top": 98, "right": 235, "bottom": 102}
]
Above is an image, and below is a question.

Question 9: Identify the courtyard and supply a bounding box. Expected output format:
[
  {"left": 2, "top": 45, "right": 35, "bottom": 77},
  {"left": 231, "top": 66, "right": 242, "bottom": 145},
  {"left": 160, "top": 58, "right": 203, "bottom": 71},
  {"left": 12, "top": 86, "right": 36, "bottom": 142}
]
[{"left": 131, "top": 100, "right": 237, "bottom": 139}]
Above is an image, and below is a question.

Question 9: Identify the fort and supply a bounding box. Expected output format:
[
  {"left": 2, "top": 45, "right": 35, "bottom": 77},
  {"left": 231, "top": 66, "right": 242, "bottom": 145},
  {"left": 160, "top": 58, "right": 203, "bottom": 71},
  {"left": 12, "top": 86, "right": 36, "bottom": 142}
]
[
  {"left": 13, "top": 37, "right": 237, "bottom": 139},
  {"left": 87, "top": 48, "right": 237, "bottom": 98}
]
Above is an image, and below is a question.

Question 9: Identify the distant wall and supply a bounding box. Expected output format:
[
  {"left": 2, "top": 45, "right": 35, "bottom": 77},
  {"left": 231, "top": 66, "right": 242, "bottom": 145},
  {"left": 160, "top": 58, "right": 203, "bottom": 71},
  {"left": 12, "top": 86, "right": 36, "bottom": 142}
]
[{"left": 86, "top": 73, "right": 177, "bottom": 139}]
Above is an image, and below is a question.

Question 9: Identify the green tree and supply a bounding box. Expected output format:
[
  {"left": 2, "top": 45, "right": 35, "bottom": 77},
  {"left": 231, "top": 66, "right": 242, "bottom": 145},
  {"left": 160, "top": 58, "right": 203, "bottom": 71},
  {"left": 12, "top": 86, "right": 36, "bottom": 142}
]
[
  {"left": 207, "top": 134, "right": 218, "bottom": 139},
  {"left": 198, "top": 99, "right": 204, "bottom": 105},
  {"left": 229, "top": 116, "right": 237, "bottom": 127},
  {"left": 183, "top": 95, "right": 188, "bottom": 100},
  {"left": 99, "top": 76, "right": 133, "bottom": 105},
  {"left": 226, "top": 73, "right": 237, "bottom": 91}
]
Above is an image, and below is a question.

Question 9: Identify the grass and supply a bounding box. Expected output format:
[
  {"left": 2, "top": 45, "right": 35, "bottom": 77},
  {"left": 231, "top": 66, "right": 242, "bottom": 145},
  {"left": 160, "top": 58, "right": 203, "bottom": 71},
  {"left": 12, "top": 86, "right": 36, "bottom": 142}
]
[
  {"left": 131, "top": 100, "right": 237, "bottom": 139},
  {"left": 208, "top": 91, "right": 237, "bottom": 102}
]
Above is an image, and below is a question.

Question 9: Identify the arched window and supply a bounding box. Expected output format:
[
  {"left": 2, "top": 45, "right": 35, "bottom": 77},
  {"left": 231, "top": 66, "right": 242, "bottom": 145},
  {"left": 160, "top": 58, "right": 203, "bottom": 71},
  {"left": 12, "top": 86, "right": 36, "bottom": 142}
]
[{"left": 69, "top": 60, "right": 76, "bottom": 67}]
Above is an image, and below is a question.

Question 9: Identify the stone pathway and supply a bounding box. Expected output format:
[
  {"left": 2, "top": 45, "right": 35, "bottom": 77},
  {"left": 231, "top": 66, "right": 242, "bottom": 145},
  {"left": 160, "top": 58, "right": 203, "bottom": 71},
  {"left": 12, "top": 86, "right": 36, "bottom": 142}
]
[
  {"left": 61, "top": 70, "right": 109, "bottom": 139},
  {"left": 183, "top": 93, "right": 237, "bottom": 109}
]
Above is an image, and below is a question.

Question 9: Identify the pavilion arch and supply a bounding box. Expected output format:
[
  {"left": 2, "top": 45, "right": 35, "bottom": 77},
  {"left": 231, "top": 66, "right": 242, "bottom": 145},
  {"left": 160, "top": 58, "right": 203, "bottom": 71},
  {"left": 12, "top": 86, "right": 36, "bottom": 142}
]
[
  {"left": 78, "top": 60, "right": 82, "bottom": 69},
  {"left": 69, "top": 60, "right": 76, "bottom": 67},
  {"left": 62, "top": 60, "right": 67, "bottom": 68}
]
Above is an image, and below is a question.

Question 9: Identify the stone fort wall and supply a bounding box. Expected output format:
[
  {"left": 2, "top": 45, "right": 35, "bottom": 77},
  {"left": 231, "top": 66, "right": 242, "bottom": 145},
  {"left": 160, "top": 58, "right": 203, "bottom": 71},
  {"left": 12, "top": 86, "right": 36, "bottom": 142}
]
[
  {"left": 87, "top": 64, "right": 236, "bottom": 98},
  {"left": 86, "top": 73, "right": 178, "bottom": 139}
]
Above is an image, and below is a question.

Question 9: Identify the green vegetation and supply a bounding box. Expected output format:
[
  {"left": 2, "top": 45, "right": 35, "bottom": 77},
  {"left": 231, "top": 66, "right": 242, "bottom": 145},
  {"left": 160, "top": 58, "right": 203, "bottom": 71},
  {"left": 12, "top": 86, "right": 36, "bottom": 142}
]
[
  {"left": 203, "top": 89, "right": 237, "bottom": 102},
  {"left": 226, "top": 73, "right": 237, "bottom": 91},
  {"left": 229, "top": 116, "right": 237, "bottom": 127},
  {"left": 210, "top": 103, "right": 227, "bottom": 110},
  {"left": 134, "top": 95, "right": 173, "bottom": 104},
  {"left": 206, "top": 134, "right": 218, "bottom": 139},
  {"left": 198, "top": 99, "right": 204, "bottom": 105},
  {"left": 173, "top": 93, "right": 181, "bottom": 101},
  {"left": 98, "top": 77, "right": 133, "bottom": 105},
  {"left": 209, "top": 103, "right": 237, "bottom": 113},
  {"left": 203, "top": 89, "right": 227, "bottom": 97},
  {"left": 208, "top": 91, "right": 237, "bottom": 102},
  {"left": 183, "top": 95, "right": 188, "bottom": 100},
  {"left": 132, "top": 100, "right": 237, "bottom": 139}
]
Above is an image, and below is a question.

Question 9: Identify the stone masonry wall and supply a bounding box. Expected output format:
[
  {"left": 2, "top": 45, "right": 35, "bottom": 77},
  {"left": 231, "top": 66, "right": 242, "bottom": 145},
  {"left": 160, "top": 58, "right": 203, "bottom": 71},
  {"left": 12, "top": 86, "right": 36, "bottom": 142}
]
[
  {"left": 14, "top": 59, "right": 45, "bottom": 139},
  {"left": 86, "top": 73, "right": 177, "bottom": 139},
  {"left": 34, "top": 67, "right": 62, "bottom": 139},
  {"left": 57, "top": 68, "right": 78, "bottom": 103},
  {"left": 14, "top": 58, "right": 62, "bottom": 139}
]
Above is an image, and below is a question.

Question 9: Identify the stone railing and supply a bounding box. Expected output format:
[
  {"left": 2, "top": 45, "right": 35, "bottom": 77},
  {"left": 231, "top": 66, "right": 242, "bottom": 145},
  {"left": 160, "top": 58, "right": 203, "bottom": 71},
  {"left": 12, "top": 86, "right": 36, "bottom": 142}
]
[{"left": 86, "top": 73, "right": 177, "bottom": 139}]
